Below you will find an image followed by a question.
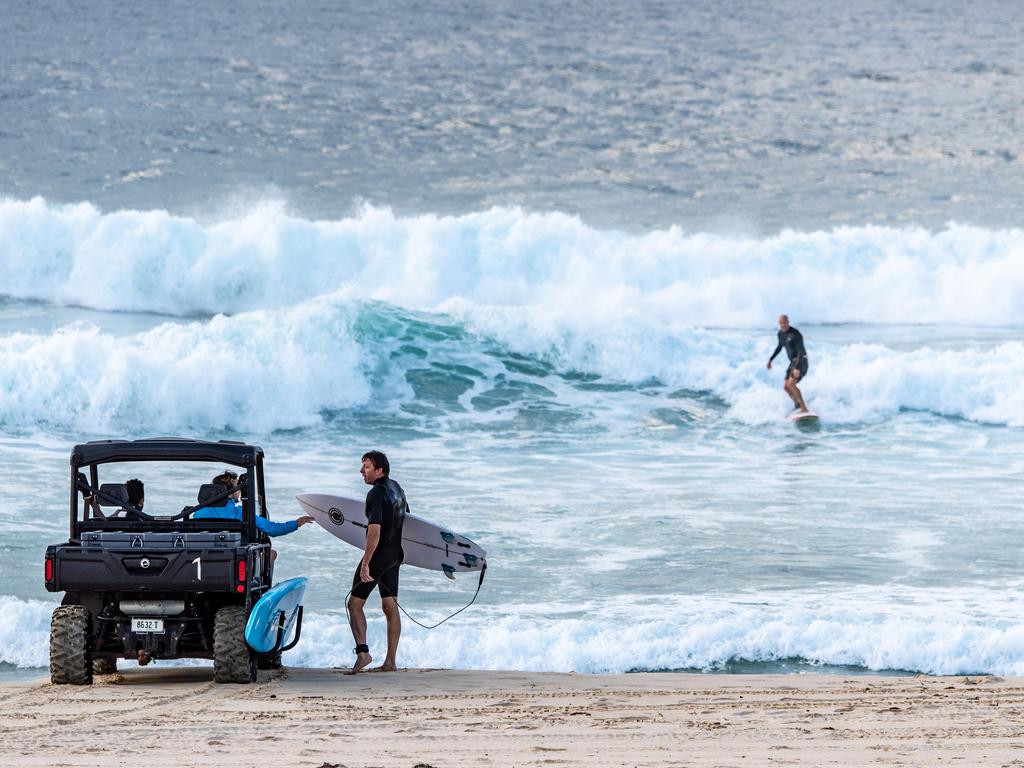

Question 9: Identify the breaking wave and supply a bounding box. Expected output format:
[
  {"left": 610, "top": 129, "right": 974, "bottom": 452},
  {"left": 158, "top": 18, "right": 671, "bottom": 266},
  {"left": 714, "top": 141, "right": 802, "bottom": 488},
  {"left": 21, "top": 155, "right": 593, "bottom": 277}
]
[
  {"left": 1, "top": 197, "right": 1023, "bottom": 431},
  {"left": 2, "top": 196, "right": 1024, "bottom": 326},
  {"left": 4, "top": 589, "right": 1024, "bottom": 676}
]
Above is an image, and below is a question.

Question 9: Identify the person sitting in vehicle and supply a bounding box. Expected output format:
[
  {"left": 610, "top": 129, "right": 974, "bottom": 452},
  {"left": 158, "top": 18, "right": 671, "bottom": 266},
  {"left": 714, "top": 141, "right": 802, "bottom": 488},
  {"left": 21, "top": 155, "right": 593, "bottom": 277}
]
[
  {"left": 106, "top": 478, "right": 145, "bottom": 518},
  {"left": 125, "top": 478, "right": 145, "bottom": 511},
  {"left": 192, "top": 471, "right": 313, "bottom": 538}
]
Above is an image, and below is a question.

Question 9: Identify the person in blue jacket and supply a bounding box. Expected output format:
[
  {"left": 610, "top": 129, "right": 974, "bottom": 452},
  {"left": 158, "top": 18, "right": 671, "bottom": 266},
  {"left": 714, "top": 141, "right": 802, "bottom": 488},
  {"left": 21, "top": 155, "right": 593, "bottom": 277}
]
[{"left": 193, "top": 471, "right": 313, "bottom": 561}]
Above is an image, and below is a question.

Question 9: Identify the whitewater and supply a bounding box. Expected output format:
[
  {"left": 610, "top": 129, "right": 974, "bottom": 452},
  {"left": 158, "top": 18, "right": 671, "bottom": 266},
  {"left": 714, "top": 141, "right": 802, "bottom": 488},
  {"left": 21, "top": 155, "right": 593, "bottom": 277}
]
[
  {"left": 1, "top": 197, "right": 1022, "bottom": 680},
  {"left": 2, "top": 198, "right": 1023, "bottom": 431}
]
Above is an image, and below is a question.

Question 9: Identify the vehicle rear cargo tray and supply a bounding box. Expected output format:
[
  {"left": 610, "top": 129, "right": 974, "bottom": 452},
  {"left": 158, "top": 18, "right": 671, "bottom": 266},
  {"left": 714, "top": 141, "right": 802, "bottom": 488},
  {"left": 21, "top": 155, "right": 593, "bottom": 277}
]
[{"left": 81, "top": 531, "right": 242, "bottom": 549}]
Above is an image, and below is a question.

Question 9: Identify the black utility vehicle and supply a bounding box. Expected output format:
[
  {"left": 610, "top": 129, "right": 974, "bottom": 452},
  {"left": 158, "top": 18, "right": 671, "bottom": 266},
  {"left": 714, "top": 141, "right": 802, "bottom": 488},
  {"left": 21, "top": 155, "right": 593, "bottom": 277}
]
[{"left": 45, "top": 438, "right": 285, "bottom": 684}]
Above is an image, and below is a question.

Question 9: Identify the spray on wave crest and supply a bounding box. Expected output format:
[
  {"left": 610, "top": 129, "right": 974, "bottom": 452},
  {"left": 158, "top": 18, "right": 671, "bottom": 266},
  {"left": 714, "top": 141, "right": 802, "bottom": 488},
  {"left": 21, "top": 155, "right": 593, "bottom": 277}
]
[{"left": 2, "top": 196, "right": 1024, "bottom": 326}]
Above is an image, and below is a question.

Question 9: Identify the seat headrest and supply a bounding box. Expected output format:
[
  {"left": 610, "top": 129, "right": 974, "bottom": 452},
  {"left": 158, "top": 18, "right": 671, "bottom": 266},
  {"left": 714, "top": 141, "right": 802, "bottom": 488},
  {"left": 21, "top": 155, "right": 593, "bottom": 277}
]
[
  {"left": 98, "top": 483, "right": 129, "bottom": 507},
  {"left": 197, "top": 484, "right": 225, "bottom": 504}
]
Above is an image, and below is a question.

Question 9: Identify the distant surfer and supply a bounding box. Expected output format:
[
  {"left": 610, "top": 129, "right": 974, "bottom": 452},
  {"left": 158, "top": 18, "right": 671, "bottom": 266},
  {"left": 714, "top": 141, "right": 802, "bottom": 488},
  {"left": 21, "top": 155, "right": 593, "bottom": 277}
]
[
  {"left": 767, "top": 314, "right": 809, "bottom": 413},
  {"left": 347, "top": 450, "right": 408, "bottom": 674}
]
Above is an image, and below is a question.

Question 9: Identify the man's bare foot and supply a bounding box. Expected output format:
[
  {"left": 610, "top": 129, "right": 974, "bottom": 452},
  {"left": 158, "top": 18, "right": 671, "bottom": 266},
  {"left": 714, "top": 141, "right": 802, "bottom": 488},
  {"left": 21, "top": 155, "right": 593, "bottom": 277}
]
[
  {"left": 368, "top": 663, "right": 398, "bottom": 672},
  {"left": 344, "top": 652, "right": 373, "bottom": 675}
]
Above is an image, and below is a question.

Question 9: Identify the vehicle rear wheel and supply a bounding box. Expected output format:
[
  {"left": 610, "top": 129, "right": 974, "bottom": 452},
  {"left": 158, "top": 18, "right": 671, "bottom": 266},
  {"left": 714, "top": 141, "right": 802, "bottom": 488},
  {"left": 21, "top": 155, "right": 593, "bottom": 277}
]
[
  {"left": 92, "top": 657, "right": 117, "bottom": 676},
  {"left": 213, "top": 606, "right": 256, "bottom": 684},
  {"left": 50, "top": 606, "right": 93, "bottom": 685}
]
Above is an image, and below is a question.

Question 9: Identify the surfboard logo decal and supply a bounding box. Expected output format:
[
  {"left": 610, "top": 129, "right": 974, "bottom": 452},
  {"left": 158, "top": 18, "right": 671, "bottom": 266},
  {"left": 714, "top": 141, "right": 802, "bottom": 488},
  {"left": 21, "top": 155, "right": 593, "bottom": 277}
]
[{"left": 328, "top": 507, "right": 345, "bottom": 526}]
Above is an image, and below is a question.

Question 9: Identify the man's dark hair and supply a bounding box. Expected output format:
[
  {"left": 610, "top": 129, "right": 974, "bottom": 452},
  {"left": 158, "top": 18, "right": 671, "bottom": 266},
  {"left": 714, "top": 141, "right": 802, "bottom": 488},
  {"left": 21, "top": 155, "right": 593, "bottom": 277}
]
[
  {"left": 362, "top": 450, "right": 390, "bottom": 477},
  {"left": 125, "top": 478, "right": 145, "bottom": 506}
]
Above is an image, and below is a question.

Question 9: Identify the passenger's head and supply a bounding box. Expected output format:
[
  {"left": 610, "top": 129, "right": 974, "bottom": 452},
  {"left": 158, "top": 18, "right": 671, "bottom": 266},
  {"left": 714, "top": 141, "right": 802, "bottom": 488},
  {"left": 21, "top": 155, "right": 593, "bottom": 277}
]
[
  {"left": 126, "top": 478, "right": 145, "bottom": 509},
  {"left": 212, "top": 471, "right": 241, "bottom": 501},
  {"left": 360, "top": 450, "right": 389, "bottom": 484},
  {"left": 778, "top": 314, "right": 790, "bottom": 331}
]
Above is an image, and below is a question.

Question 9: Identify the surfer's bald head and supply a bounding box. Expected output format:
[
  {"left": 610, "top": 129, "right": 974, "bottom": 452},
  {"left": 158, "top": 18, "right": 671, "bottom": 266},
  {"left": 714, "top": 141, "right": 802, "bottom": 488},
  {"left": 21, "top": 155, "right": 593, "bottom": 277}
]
[{"left": 778, "top": 314, "right": 790, "bottom": 330}]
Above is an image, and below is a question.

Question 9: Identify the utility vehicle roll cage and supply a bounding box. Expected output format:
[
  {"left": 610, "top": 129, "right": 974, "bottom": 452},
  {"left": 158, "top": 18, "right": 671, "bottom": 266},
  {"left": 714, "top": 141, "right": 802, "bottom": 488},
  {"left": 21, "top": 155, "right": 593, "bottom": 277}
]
[{"left": 68, "top": 438, "right": 272, "bottom": 541}]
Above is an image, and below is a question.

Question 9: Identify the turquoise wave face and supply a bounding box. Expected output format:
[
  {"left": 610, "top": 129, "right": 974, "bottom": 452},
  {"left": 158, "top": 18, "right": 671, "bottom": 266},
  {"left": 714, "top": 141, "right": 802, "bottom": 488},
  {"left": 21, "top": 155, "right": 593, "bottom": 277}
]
[
  {"left": 0, "top": 293, "right": 1022, "bottom": 434},
  {"left": 2, "top": 198, "right": 1024, "bottom": 432}
]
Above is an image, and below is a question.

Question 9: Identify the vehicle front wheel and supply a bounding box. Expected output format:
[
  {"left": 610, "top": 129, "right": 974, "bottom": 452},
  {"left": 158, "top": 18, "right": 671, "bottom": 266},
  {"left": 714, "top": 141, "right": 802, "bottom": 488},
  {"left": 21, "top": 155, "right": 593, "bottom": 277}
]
[
  {"left": 50, "top": 606, "right": 93, "bottom": 685},
  {"left": 213, "top": 606, "right": 256, "bottom": 684}
]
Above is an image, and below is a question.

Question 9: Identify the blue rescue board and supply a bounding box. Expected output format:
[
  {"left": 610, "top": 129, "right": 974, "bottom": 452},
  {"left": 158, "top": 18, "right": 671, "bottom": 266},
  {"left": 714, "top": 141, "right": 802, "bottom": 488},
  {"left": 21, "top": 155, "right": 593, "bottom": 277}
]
[{"left": 245, "top": 576, "right": 307, "bottom": 654}]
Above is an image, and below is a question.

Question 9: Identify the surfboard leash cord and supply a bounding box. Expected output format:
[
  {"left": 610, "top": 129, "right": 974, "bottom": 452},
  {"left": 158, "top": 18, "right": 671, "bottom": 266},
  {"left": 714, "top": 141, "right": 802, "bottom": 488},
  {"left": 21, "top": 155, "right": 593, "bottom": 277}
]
[{"left": 343, "top": 560, "right": 488, "bottom": 633}]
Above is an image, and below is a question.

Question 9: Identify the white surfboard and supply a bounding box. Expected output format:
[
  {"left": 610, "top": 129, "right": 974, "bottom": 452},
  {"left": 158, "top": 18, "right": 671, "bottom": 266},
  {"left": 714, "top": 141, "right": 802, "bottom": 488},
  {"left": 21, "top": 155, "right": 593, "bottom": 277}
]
[
  {"left": 789, "top": 411, "right": 820, "bottom": 424},
  {"left": 295, "top": 493, "right": 487, "bottom": 579}
]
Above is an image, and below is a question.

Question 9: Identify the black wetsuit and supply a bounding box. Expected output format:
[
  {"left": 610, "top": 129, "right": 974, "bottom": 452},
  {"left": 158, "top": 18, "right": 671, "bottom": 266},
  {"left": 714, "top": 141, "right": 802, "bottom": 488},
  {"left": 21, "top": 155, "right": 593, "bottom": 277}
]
[
  {"left": 351, "top": 477, "right": 407, "bottom": 600},
  {"left": 769, "top": 326, "right": 809, "bottom": 381}
]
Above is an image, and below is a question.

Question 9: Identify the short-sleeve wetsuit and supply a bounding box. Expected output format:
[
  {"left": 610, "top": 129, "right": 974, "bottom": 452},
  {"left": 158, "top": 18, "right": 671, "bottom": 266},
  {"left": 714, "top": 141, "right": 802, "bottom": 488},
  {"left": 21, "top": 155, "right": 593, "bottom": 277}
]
[
  {"left": 350, "top": 476, "right": 407, "bottom": 600},
  {"left": 769, "top": 326, "right": 809, "bottom": 380}
]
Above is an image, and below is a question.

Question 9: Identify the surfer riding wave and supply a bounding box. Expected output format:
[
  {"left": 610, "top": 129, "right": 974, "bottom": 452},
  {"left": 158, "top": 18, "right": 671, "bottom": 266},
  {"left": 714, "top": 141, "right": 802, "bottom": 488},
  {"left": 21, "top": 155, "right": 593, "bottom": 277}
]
[{"left": 767, "top": 314, "right": 809, "bottom": 413}]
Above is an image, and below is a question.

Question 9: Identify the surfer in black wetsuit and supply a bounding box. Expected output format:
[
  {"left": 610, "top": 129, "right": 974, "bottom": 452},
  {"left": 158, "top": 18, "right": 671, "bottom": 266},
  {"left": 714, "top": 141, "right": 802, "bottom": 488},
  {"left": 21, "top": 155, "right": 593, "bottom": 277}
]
[
  {"left": 767, "top": 314, "right": 809, "bottom": 413},
  {"left": 346, "top": 450, "right": 407, "bottom": 674}
]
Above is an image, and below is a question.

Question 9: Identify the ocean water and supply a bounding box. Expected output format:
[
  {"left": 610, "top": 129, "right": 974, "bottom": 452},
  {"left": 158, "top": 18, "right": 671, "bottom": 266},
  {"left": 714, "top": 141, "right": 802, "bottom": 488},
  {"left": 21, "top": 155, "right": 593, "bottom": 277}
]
[{"left": 1, "top": 0, "right": 1023, "bottom": 679}]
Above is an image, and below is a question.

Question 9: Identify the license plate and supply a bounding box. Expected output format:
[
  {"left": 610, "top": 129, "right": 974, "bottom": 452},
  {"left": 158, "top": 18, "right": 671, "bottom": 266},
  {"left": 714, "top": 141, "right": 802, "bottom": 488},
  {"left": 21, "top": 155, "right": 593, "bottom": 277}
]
[{"left": 131, "top": 618, "right": 164, "bottom": 633}]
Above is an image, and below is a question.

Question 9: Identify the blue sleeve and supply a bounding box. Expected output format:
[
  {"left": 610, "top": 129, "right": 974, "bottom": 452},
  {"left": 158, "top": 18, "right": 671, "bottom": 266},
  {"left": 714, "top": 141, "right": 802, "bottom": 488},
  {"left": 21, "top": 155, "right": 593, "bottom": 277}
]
[
  {"left": 192, "top": 503, "right": 241, "bottom": 521},
  {"left": 256, "top": 516, "right": 299, "bottom": 537}
]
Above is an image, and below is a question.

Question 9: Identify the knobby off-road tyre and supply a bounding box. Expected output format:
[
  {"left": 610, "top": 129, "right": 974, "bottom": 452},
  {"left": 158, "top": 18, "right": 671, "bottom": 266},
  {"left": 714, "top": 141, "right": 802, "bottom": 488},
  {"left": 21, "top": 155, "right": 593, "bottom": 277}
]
[
  {"left": 50, "top": 606, "right": 93, "bottom": 685},
  {"left": 257, "top": 650, "right": 283, "bottom": 670},
  {"left": 213, "top": 606, "right": 256, "bottom": 684},
  {"left": 92, "top": 657, "right": 117, "bottom": 675}
]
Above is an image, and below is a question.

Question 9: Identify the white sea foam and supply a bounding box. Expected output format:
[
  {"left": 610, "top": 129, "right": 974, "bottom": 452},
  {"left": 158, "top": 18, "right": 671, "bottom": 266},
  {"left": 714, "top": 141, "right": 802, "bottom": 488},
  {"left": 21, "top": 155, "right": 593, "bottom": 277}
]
[
  {"left": 2, "top": 198, "right": 1023, "bottom": 430},
  {"left": 0, "top": 294, "right": 369, "bottom": 432},
  {"left": 2, "top": 197, "right": 1024, "bottom": 325},
  {"left": 0, "top": 595, "right": 53, "bottom": 668},
  {"left": 1, "top": 296, "right": 1022, "bottom": 430},
  {"left": 4, "top": 590, "right": 1023, "bottom": 675}
]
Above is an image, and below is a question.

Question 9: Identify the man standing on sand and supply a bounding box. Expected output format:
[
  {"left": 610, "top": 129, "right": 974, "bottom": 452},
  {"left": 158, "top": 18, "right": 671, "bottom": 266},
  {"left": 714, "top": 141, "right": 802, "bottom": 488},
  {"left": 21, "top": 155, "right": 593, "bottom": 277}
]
[
  {"left": 767, "top": 314, "right": 809, "bottom": 413},
  {"left": 347, "top": 450, "right": 408, "bottom": 674}
]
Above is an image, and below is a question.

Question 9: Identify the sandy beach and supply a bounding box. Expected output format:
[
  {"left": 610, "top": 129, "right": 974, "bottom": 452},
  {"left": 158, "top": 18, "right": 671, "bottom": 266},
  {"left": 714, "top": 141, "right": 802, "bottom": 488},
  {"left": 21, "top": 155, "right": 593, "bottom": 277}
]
[{"left": 0, "top": 669, "right": 1021, "bottom": 767}]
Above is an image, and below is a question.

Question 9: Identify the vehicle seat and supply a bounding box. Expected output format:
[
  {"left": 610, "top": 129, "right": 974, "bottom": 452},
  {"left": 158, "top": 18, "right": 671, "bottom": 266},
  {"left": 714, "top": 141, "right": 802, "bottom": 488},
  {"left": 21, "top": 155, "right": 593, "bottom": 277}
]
[
  {"left": 98, "top": 484, "right": 129, "bottom": 507},
  {"left": 197, "top": 484, "right": 223, "bottom": 504}
]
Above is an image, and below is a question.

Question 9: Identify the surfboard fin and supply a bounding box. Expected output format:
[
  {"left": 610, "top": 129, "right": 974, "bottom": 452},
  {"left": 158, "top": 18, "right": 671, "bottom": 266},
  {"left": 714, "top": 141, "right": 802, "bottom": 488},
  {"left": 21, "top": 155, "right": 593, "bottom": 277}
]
[
  {"left": 440, "top": 531, "right": 455, "bottom": 543},
  {"left": 442, "top": 564, "right": 456, "bottom": 580}
]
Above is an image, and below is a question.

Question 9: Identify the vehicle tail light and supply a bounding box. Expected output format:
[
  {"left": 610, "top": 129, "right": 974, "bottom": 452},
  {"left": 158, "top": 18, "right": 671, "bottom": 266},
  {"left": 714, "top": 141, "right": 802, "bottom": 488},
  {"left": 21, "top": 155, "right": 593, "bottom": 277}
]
[
  {"left": 237, "top": 559, "right": 246, "bottom": 583},
  {"left": 44, "top": 557, "right": 54, "bottom": 582},
  {"left": 236, "top": 585, "right": 244, "bottom": 593}
]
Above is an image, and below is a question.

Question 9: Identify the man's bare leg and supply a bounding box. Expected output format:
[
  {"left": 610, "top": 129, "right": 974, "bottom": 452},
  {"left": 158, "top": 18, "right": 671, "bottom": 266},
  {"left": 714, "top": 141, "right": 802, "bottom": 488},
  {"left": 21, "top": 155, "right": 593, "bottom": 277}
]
[
  {"left": 785, "top": 375, "right": 808, "bottom": 413},
  {"left": 345, "top": 595, "right": 373, "bottom": 674},
  {"left": 371, "top": 597, "right": 401, "bottom": 672}
]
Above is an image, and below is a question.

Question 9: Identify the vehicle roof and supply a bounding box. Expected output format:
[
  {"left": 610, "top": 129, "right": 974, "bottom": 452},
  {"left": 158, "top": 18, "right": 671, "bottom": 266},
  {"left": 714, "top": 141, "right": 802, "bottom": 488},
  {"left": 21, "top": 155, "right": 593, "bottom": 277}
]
[{"left": 71, "top": 438, "right": 264, "bottom": 467}]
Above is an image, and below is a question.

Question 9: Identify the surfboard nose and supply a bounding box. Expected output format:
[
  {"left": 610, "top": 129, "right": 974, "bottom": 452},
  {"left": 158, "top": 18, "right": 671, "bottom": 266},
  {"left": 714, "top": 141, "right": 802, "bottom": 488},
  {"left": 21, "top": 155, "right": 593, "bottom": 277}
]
[{"left": 295, "top": 493, "right": 333, "bottom": 513}]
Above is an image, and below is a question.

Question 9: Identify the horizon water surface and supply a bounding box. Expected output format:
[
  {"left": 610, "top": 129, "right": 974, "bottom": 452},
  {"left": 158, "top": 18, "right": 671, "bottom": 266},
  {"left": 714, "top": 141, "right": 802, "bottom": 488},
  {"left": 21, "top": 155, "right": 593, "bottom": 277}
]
[{"left": 1, "top": 0, "right": 1023, "bottom": 680}]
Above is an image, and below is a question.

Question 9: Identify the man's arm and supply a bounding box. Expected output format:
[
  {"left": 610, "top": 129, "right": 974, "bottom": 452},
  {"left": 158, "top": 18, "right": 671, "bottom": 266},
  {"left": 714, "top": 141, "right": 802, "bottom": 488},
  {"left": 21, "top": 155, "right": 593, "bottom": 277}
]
[
  {"left": 767, "top": 332, "right": 783, "bottom": 368},
  {"left": 255, "top": 515, "right": 313, "bottom": 537},
  {"left": 360, "top": 524, "right": 381, "bottom": 583}
]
